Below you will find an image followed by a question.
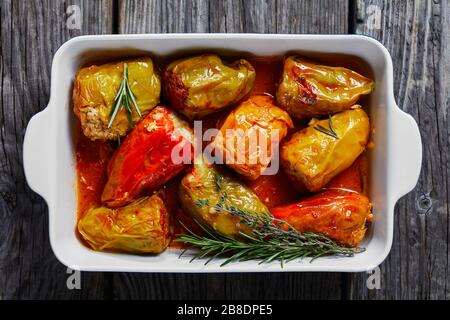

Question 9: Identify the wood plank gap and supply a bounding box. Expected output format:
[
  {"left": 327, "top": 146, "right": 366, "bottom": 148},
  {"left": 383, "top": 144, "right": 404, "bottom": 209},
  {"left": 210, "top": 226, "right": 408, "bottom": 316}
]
[
  {"left": 112, "top": 0, "right": 120, "bottom": 34},
  {"left": 348, "top": 0, "right": 357, "bottom": 34}
]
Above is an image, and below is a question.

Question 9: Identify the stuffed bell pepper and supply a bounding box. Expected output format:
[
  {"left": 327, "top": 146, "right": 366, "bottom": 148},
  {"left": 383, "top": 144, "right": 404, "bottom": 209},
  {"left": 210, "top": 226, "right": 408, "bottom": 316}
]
[
  {"left": 73, "top": 57, "right": 161, "bottom": 140},
  {"left": 163, "top": 54, "right": 255, "bottom": 119},
  {"left": 102, "top": 106, "right": 193, "bottom": 207},
  {"left": 276, "top": 56, "right": 374, "bottom": 119}
]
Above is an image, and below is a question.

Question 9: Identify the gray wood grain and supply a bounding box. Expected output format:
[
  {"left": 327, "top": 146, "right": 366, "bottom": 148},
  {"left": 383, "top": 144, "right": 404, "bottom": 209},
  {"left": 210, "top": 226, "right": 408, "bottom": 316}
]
[
  {"left": 112, "top": 0, "right": 349, "bottom": 300},
  {"left": 0, "top": 0, "right": 113, "bottom": 299},
  {"left": 2, "top": 0, "right": 447, "bottom": 300},
  {"left": 347, "top": 0, "right": 450, "bottom": 299},
  {"left": 119, "top": 0, "right": 349, "bottom": 34}
]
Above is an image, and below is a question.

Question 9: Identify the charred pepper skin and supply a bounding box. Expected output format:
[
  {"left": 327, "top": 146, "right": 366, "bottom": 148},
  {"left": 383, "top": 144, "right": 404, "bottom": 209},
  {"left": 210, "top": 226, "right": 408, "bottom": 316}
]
[
  {"left": 163, "top": 54, "right": 256, "bottom": 120},
  {"left": 276, "top": 56, "right": 374, "bottom": 119},
  {"left": 271, "top": 190, "right": 373, "bottom": 247},
  {"left": 102, "top": 106, "right": 193, "bottom": 208}
]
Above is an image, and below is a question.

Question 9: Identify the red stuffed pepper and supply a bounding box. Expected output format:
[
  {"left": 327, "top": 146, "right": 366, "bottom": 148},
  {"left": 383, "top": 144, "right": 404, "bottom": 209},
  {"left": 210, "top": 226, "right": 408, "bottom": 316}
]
[
  {"left": 271, "top": 190, "right": 373, "bottom": 247},
  {"left": 102, "top": 106, "right": 193, "bottom": 207}
]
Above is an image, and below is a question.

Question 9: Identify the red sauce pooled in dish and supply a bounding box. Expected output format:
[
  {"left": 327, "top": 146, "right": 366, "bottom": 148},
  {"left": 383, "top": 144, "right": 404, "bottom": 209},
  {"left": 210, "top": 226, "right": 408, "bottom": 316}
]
[{"left": 76, "top": 130, "right": 114, "bottom": 219}]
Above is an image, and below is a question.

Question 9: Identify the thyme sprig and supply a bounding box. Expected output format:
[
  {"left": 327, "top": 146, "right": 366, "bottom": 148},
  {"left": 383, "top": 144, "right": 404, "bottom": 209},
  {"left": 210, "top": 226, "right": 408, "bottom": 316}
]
[
  {"left": 313, "top": 115, "right": 339, "bottom": 139},
  {"left": 108, "top": 63, "right": 142, "bottom": 129},
  {"left": 176, "top": 200, "right": 363, "bottom": 267}
]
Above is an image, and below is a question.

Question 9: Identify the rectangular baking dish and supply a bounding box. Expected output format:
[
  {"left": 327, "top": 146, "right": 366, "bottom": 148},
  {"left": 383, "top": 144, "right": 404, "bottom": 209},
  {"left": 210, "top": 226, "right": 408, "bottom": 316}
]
[{"left": 23, "top": 34, "right": 422, "bottom": 272}]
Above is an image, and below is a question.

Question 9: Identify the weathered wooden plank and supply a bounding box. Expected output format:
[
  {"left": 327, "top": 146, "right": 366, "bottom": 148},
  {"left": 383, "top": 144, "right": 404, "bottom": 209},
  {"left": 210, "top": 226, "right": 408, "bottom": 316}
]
[
  {"left": 348, "top": 0, "right": 450, "bottom": 299},
  {"left": 118, "top": 0, "right": 210, "bottom": 33},
  {"left": 0, "top": 0, "right": 113, "bottom": 299},
  {"left": 1, "top": 0, "right": 447, "bottom": 301},
  {"left": 276, "top": 0, "right": 349, "bottom": 34},
  {"left": 225, "top": 272, "right": 343, "bottom": 300},
  {"left": 119, "top": 0, "right": 349, "bottom": 34},
  {"left": 113, "top": 0, "right": 349, "bottom": 300}
]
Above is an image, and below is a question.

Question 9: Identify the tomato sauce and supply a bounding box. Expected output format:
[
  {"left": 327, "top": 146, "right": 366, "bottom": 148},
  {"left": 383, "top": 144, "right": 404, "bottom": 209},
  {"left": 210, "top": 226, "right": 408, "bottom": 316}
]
[
  {"left": 247, "top": 56, "right": 283, "bottom": 97},
  {"left": 246, "top": 170, "right": 300, "bottom": 208},
  {"left": 326, "top": 154, "right": 368, "bottom": 195},
  {"left": 76, "top": 128, "right": 114, "bottom": 219}
]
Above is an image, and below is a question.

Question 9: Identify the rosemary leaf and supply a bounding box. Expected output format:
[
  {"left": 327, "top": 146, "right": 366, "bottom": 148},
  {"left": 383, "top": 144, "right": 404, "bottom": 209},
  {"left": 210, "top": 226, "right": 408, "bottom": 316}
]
[
  {"left": 113, "top": 78, "right": 125, "bottom": 101},
  {"left": 313, "top": 115, "right": 339, "bottom": 139},
  {"left": 108, "top": 90, "right": 124, "bottom": 128},
  {"left": 126, "top": 78, "right": 142, "bottom": 118},
  {"left": 123, "top": 92, "right": 134, "bottom": 128},
  {"left": 116, "top": 132, "right": 121, "bottom": 146},
  {"left": 108, "top": 63, "right": 142, "bottom": 129}
]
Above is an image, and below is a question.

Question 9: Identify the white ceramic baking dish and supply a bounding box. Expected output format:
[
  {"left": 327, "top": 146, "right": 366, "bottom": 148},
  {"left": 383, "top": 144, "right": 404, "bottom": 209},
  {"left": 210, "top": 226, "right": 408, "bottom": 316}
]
[{"left": 23, "top": 34, "right": 422, "bottom": 272}]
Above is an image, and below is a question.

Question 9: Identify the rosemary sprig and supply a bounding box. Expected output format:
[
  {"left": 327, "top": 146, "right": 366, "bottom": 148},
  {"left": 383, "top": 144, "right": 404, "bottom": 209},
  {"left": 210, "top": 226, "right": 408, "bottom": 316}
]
[
  {"left": 313, "top": 115, "right": 339, "bottom": 139},
  {"left": 108, "top": 63, "right": 142, "bottom": 129},
  {"left": 175, "top": 201, "right": 363, "bottom": 267}
]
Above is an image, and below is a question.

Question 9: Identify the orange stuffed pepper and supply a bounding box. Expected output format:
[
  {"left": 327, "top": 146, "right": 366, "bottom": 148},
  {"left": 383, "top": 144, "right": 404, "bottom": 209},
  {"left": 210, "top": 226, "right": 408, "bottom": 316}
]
[{"left": 212, "top": 95, "right": 293, "bottom": 180}]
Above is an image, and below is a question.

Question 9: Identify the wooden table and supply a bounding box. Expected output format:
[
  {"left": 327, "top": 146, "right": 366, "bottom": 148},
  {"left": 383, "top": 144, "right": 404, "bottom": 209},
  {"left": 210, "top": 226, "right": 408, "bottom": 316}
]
[{"left": 1, "top": 0, "right": 448, "bottom": 300}]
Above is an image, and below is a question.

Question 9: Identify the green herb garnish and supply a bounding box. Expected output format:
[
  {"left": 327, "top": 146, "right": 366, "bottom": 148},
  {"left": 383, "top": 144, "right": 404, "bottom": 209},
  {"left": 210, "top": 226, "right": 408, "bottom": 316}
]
[
  {"left": 313, "top": 115, "right": 339, "bottom": 139},
  {"left": 176, "top": 201, "right": 363, "bottom": 267},
  {"left": 108, "top": 63, "right": 142, "bottom": 128},
  {"left": 116, "top": 131, "right": 121, "bottom": 146}
]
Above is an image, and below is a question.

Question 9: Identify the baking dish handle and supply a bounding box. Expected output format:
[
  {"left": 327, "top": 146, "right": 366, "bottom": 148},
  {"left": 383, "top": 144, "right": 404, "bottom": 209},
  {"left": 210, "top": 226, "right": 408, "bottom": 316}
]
[
  {"left": 23, "top": 107, "right": 53, "bottom": 202},
  {"left": 390, "top": 106, "right": 422, "bottom": 202}
]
